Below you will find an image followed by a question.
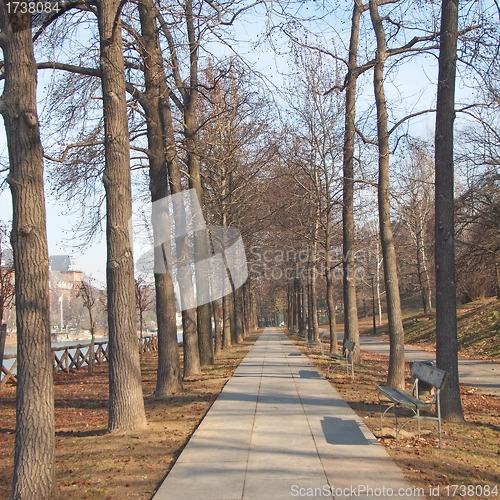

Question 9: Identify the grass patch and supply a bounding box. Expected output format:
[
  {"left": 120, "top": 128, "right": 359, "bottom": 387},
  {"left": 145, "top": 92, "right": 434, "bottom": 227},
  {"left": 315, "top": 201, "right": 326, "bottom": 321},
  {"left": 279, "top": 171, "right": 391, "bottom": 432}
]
[
  {"left": 356, "top": 298, "right": 500, "bottom": 360},
  {"left": 401, "top": 299, "right": 500, "bottom": 359}
]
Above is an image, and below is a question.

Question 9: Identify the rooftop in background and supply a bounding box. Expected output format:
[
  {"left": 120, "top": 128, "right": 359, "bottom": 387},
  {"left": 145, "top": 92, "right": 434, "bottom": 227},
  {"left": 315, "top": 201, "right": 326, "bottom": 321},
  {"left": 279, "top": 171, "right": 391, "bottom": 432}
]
[
  {"left": 0, "top": 248, "right": 13, "bottom": 269},
  {"left": 49, "top": 255, "right": 81, "bottom": 273}
]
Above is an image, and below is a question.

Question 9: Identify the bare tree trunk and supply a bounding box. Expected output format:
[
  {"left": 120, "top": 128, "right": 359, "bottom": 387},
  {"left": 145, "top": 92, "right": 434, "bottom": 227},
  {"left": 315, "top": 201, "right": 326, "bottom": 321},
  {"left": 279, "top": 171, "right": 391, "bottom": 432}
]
[
  {"left": 434, "top": 0, "right": 464, "bottom": 422},
  {"left": 183, "top": 0, "right": 213, "bottom": 367},
  {"left": 137, "top": 0, "right": 183, "bottom": 396},
  {"left": 0, "top": 324, "right": 6, "bottom": 374},
  {"left": 298, "top": 282, "right": 306, "bottom": 337},
  {"left": 0, "top": 8, "right": 58, "bottom": 497},
  {"left": 230, "top": 292, "right": 237, "bottom": 344},
  {"left": 250, "top": 285, "right": 257, "bottom": 331},
  {"left": 310, "top": 263, "right": 319, "bottom": 341},
  {"left": 233, "top": 285, "right": 245, "bottom": 343},
  {"left": 307, "top": 273, "right": 313, "bottom": 341},
  {"left": 213, "top": 300, "right": 222, "bottom": 356},
  {"left": 98, "top": 0, "right": 147, "bottom": 431},
  {"left": 343, "top": 0, "right": 363, "bottom": 362},
  {"left": 89, "top": 320, "right": 95, "bottom": 376},
  {"left": 375, "top": 241, "right": 383, "bottom": 325},
  {"left": 416, "top": 226, "right": 432, "bottom": 313},
  {"left": 243, "top": 282, "right": 252, "bottom": 335},
  {"left": 326, "top": 271, "right": 338, "bottom": 354},
  {"left": 369, "top": 0, "right": 405, "bottom": 389},
  {"left": 156, "top": 42, "right": 200, "bottom": 379},
  {"left": 223, "top": 294, "right": 232, "bottom": 348},
  {"left": 496, "top": 259, "right": 500, "bottom": 300}
]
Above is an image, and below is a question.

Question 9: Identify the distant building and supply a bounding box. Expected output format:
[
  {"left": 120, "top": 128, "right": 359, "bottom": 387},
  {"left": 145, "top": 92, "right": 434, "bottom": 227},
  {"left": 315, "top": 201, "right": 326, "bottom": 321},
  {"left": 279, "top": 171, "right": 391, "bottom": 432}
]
[
  {"left": 0, "top": 248, "right": 13, "bottom": 269},
  {"left": 49, "top": 255, "right": 81, "bottom": 273},
  {"left": 49, "top": 256, "right": 83, "bottom": 330},
  {"left": 49, "top": 255, "right": 83, "bottom": 289}
]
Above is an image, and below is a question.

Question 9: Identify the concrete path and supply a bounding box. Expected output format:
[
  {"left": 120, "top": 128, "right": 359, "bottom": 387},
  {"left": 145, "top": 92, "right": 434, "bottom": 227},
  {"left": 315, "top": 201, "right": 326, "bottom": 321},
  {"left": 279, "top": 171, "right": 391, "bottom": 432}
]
[
  {"left": 357, "top": 336, "right": 500, "bottom": 397},
  {"left": 153, "top": 328, "right": 423, "bottom": 500}
]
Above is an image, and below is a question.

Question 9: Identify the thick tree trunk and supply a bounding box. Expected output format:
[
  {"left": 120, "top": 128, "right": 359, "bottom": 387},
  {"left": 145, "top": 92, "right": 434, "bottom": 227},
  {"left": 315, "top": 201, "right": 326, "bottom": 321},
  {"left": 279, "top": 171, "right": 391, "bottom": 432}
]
[
  {"left": 342, "top": 0, "right": 363, "bottom": 361},
  {"left": 434, "top": 0, "right": 464, "bottom": 422},
  {"left": 98, "top": 0, "right": 147, "bottom": 431},
  {"left": 0, "top": 8, "right": 58, "bottom": 498},
  {"left": 370, "top": 0, "right": 405, "bottom": 389},
  {"left": 138, "top": 0, "right": 183, "bottom": 396}
]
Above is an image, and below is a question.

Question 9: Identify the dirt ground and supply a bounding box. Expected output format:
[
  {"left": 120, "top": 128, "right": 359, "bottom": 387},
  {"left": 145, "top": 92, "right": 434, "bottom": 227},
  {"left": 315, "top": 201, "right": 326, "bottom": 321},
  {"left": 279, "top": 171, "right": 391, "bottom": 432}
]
[
  {"left": 290, "top": 335, "right": 500, "bottom": 500},
  {"left": 0, "top": 332, "right": 259, "bottom": 500}
]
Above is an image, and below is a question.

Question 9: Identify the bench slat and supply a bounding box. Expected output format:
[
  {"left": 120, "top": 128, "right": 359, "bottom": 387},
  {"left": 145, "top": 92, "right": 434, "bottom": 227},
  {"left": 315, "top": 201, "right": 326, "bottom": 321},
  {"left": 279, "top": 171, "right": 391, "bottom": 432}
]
[
  {"left": 376, "top": 385, "right": 431, "bottom": 411},
  {"left": 328, "top": 353, "right": 344, "bottom": 361}
]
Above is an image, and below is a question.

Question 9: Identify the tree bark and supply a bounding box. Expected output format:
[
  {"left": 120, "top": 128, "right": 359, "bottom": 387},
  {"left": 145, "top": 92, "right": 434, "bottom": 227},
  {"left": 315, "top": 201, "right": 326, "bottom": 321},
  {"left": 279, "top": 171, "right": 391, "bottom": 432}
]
[
  {"left": 369, "top": 0, "right": 405, "bottom": 389},
  {"left": 183, "top": 0, "right": 213, "bottom": 366},
  {"left": 306, "top": 273, "right": 313, "bottom": 341},
  {"left": 434, "top": 0, "right": 464, "bottom": 422},
  {"left": 154, "top": 7, "right": 201, "bottom": 379},
  {"left": 342, "top": 0, "right": 363, "bottom": 361},
  {"left": 416, "top": 225, "right": 432, "bottom": 313},
  {"left": 298, "top": 282, "right": 306, "bottom": 337},
  {"left": 213, "top": 300, "right": 222, "bottom": 356},
  {"left": 137, "top": 0, "right": 183, "bottom": 396},
  {"left": 293, "top": 278, "right": 299, "bottom": 330},
  {"left": 233, "top": 284, "right": 245, "bottom": 343},
  {"left": 0, "top": 7, "right": 58, "bottom": 498},
  {"left": 162, "top": 118, "right": 200, "bottom": 379},
  {"left": 223, "top": 293, "right": 232, "bottom": 348},
  {"left": 97, "top": 0, "right": 147, "bottom": 431},
  {"left": 326, "top": 270, "right": 338, "bottom": 354}
]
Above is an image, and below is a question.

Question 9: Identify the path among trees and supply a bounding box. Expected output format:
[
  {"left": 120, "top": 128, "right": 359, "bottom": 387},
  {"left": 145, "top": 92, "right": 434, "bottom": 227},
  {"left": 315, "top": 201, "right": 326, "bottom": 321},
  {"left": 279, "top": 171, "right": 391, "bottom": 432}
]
[{"left": 153, "top": 328, "right": 422, "bottom": 500}]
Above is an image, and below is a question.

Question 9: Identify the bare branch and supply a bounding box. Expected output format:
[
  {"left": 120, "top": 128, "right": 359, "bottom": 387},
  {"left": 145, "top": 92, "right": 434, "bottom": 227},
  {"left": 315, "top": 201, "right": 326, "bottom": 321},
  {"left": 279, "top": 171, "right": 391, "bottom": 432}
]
[
  {"left": 388, "top": 108, "right": 436, "bottom": 136},
  {"left": 36, "top": 61, "right": 100, "bottom": 77},
  {"left": 44, "top": 141, "right": 104, "bottom": 163},
  {"left": 355, "top": 127, "right": 378, "bottom": 146}
]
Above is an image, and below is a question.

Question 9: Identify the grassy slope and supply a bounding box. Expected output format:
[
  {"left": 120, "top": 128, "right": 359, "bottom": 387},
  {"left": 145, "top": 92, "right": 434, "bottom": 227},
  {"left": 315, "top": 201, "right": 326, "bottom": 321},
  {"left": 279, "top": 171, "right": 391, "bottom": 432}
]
[{"left": 357, "top": 298, "right": 500, "bottom": 360}]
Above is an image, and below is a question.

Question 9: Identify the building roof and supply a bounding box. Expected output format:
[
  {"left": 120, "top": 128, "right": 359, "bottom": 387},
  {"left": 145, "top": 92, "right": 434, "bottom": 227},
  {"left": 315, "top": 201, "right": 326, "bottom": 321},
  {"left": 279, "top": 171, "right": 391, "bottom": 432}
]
[
  {"left": 49, "top": 255, "right": 81, "bottom": 273},
  {"left": 0, "top": 248, "right": 13, "bottom": 269}
]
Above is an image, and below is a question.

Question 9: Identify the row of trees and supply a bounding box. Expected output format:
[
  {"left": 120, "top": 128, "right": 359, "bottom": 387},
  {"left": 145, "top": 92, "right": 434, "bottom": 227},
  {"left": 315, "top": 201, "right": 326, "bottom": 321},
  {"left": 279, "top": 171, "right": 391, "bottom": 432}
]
[
  {"left": 1, "top": 0, "right": 499, "bottom": 496},
  {"left": 0, "top": 0, "right": 267, "bottom": 496},
  {"left": 257, "top": 0, "right": 498, "bottom": 421}
]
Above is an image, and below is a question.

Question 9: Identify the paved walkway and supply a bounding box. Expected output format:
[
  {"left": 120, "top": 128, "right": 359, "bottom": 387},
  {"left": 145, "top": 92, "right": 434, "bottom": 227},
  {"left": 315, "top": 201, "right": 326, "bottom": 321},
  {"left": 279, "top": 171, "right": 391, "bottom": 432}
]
[{"left": 153, "top": 328, "right": 423, "bottom": 500}]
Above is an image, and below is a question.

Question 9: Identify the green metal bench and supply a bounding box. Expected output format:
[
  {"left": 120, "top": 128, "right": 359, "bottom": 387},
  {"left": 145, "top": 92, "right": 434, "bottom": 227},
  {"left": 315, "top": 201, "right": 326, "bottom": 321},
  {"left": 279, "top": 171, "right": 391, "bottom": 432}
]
[{"left": 377, "top": 362, "right": 448, "bottom": 448}]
